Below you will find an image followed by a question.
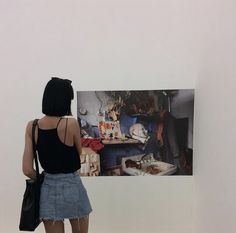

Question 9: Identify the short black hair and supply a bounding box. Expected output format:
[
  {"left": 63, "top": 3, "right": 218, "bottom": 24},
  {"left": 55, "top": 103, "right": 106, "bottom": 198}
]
[{"left": 42, "top": 77, "right": 74, "bottom": 116}]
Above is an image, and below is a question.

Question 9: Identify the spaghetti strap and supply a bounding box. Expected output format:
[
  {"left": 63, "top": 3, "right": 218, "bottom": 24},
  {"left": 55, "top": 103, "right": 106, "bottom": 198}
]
[
  {"left": 64, "top": 118, "right": 68, "bottom": 144},
  {"left": 56, "top": 117, "right": 63, "bottom": 128}
]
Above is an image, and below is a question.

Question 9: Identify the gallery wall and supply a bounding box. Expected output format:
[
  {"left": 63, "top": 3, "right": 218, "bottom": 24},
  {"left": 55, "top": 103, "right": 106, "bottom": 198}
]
[
  {"left": 194, "top": 0, "right": 236, "bottom": 232},
  {"left": 0, "top": 1, "right": 197, "bottom": 233}
]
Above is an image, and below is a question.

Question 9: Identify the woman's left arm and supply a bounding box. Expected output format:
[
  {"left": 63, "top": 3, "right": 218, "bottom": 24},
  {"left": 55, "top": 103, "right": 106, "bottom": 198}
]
[{"left": 22, "top": 121, "right": 37, "bottom": 179}]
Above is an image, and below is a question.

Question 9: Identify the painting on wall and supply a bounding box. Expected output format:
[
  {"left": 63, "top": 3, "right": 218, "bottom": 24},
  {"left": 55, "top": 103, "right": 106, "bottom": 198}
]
[{"left": 77, "top": 89, "right": 194, "bottom": 176}]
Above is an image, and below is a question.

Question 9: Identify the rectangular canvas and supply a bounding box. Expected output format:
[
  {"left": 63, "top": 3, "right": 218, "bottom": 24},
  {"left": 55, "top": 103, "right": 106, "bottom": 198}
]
[{"left": 77, "top": 89, "right": 194, "bottom": 176}]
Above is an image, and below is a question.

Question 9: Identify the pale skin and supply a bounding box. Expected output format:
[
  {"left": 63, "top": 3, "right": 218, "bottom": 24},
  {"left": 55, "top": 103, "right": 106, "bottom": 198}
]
[{"left": 22, "top": 116, "right": 89, "bottom": 233}]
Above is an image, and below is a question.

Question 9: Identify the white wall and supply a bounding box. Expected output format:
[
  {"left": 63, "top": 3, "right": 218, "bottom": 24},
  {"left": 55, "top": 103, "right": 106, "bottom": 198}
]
[
  {"left": 194, "top": 0, "right": 236, "bottom": 232},
  {"left": 0, "top": 1, "right": 196, "bottom": 233}
]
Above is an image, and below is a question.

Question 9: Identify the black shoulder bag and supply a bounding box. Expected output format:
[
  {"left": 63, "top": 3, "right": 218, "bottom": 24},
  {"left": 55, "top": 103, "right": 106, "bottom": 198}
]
[{"left": 19, "top": 119, "right": 44, "bottom": 231}]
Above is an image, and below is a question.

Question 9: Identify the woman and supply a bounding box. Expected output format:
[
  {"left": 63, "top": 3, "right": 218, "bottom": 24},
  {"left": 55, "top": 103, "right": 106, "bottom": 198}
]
[{"left": 22, "top": 78, "right": 92, "bottom": 233}]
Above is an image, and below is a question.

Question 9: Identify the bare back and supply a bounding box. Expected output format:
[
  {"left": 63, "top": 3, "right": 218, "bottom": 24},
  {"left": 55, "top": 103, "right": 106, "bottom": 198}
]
[
  {"left": 35, "top": 116, "right": 82, "bottom": 156},
  {"left": 36, "top": 117, "right": 73, "bottom": 146}
]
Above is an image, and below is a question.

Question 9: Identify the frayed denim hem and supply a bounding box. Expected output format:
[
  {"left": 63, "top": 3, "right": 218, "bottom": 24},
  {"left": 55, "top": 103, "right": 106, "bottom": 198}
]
[{"left": 40, "top": 213, "right": 91, "bottom": 222}]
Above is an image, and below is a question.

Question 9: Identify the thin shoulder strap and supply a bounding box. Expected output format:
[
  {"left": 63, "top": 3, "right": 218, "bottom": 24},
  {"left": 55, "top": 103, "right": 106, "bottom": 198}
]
[
  {"left": 64, "top": 118, "right": 68, "bottom": 144},
  {"left": 56, "top": 117, "right": 63, "bottom": 128}
]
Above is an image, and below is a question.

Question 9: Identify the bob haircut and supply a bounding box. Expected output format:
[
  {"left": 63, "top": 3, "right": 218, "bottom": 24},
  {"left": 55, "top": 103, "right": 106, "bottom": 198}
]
[{"left": 42, "top": 77, "right": 74, "bottom": 117}]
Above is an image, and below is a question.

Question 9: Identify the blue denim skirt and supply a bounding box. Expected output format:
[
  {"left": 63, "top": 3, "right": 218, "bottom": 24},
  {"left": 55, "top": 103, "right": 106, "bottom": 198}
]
[{"left": 39, "top": 171, "right": 92, "bottom": 221}]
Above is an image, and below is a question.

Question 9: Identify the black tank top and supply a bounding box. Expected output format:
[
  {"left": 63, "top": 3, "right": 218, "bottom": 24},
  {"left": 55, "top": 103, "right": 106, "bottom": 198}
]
[{"left": 36, "top": 118, "right": 81, "bottom": 174}]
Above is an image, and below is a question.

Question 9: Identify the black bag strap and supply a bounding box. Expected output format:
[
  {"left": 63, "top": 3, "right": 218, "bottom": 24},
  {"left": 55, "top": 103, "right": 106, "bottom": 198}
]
[{"left": 32, "top": 119, "right": 40, "bottom": 181}]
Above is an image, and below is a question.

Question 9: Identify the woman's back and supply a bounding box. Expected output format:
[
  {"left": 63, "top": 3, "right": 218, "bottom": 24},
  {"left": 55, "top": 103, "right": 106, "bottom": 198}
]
[{"left": 36, "top": 117, "right": 81, "bottom": 174}]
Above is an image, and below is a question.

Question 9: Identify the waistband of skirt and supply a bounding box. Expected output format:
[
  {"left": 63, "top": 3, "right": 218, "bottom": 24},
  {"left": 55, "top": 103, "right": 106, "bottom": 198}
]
[{"left": 43, "top": 170, "right": 80, "bottom": 179}]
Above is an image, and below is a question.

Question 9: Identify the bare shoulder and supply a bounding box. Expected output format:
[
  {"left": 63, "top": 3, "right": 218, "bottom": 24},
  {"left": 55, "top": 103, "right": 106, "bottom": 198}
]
[
  {"left": 67, "top": 117, "right": 80, "bottom": 130},
  {"left": 67, "top": 117, "right": 78, "bottom": 125},
  {"left": 25, "top": 120, "right": 34, "bottom": 133}
]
